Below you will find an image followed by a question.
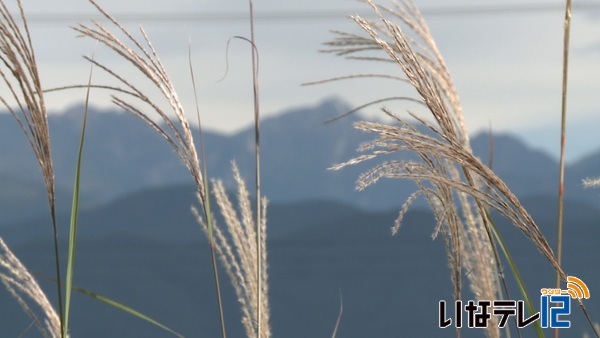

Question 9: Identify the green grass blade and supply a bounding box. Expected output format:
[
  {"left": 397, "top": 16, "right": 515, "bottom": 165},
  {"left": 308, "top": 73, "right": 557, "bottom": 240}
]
[
  {"left": 487, "top": 212, "right": 544, "bottom": 338},
  {"left": 188, "top": 44, "right": 226, "bottom": 338},
  {"left": 71, "top": 285, "right": 186, "bottom": 338},
  {"left": 36, "top": 273, "right": 185, "bottom": 338},
  {"left": 63, "top": 49, "right": 95, "bottom": 337}
]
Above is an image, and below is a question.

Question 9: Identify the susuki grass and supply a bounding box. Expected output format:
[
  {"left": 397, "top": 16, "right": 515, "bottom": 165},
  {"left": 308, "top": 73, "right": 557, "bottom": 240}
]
[
  {"left": 323, "top": 0, "right": 598, "bottom": 337},
  {"left": 0, "top": 236, "right": 61, "bottom": 337},
  {"left": 1, "top": 0, "right": 270, "bottom": 336},
  {"left": 71, "top": 0, "right": 270, "bottom": 336},
  {"left": 0, "top": 0, "right": 63, "bottom": 335},
  {"left": 193, "top": 163, "right": 270, "bottom": 338}
]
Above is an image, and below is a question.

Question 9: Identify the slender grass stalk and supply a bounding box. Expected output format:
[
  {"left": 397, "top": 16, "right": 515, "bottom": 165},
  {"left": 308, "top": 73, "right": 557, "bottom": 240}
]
[
  {"left": 555, "top": 2, "right": 571, "bottom": 338},
  {"left": 552, "top": 3, "right": 598, "bottom": 337},
  {"left": 188, "top": 44, "right": 227, "bottom": 338},
  {"left": 555, "top": 0, "right": 571, "bottom": 303},
  {"left": 206, "top": 9, "right": 269, "bottom": 332},
  {"left": 533, "top": 1, "right": 599, "bottom": 335},
  {"left": 62, "top": 47, "right": 95, "bottom": 338},
  {"left": 247, "top": 1, "right": 263, "bottom": 336}
]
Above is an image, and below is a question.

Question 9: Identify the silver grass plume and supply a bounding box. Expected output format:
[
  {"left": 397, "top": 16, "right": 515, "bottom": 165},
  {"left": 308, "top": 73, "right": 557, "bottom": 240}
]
[
  {"left": 72, "top": 0, "right": 207, "bottom": 205},
  {"left": 326, "top": 1, "right": 566, "bottom": 336},
  {"left": 74, "top": 1, "right": 270, "bottom": 336},
  {"left": 0, "top": 0, "right": 63, "bottom": 333},
  {"left": 0, "top": 236, "right": 61, "bottom": 338},
  {"left": 193, "top": 162, "right": 270, "bottom": 338}
]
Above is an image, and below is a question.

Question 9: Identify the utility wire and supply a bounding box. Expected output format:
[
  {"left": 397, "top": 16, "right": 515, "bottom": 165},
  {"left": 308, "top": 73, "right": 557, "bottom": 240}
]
[{"left": 13, "top": 2, "right": 600, "bottom": 24}]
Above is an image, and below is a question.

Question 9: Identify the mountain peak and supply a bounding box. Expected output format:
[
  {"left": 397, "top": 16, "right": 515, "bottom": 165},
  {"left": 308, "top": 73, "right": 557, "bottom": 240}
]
[{"left": 2, "top": 98, "right": 599, "bottom": 222}]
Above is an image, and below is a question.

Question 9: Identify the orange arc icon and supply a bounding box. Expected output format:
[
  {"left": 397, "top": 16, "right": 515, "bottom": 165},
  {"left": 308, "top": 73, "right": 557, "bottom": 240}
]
[{"left": 567, "top": 276, "right": 590, "bottom": 299}]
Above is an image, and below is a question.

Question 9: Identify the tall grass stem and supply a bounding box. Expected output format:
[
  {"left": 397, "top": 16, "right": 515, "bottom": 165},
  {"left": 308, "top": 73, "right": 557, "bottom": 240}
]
[
  {"left": 555, "top": 1, "right": 571, "bottom": 335},
  {"left": 247, "top": 0, "right": 263, "bottom": 336},
  {"left": 188, "top": 43, "right": 227, "bottom": 338}
]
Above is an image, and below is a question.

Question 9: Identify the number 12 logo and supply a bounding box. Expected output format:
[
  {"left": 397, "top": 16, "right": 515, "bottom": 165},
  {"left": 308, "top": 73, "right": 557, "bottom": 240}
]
[{"left": 540, "top": 295, "right": 571, "bottom": 328}]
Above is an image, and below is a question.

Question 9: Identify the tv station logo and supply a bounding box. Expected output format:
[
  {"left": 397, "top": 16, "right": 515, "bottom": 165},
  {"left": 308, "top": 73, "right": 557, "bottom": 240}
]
[{"left": 439, "top": 276, "right": 590, "bottom": 329}]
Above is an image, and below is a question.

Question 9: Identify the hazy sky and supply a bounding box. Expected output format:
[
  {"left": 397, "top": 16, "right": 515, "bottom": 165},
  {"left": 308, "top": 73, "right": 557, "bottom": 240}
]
[{"left": 4, "top": 0, "right": 600, "bottom": 160}]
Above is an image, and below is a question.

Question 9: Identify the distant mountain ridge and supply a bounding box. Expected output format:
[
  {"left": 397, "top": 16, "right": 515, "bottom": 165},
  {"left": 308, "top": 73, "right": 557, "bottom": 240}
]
[
  {"left": 1, "top": 184, "right": 598, "bottom": 337},
  {"left": 1, "top": 97, "right": 599, "bottom": 226},
  {"left": 2, "top": 97, "right": 600, "bottom": 336}
]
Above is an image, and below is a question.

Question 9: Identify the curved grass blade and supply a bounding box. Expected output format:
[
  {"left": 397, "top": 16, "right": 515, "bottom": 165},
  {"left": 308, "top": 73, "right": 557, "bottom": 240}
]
[
  {"left": 72, "top": 285, "right": 185, "bottom": 338},
  {"left": 36, "top": 273, "right": 184, "bottom": 338},
  {"left": 487, "top": 212, "right": 543, "bottom": 338},
  {"left": 63, "top": 46, "right": 95, "bottom": 337}
]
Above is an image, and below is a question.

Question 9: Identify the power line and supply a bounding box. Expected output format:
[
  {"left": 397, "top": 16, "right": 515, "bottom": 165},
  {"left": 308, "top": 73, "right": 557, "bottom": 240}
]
[{"left": 13, "top": 2, "right": 600, "bottom": 24}]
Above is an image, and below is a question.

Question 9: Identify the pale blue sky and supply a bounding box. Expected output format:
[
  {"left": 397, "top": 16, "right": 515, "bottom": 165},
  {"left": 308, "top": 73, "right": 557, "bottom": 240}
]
[{"left": 4, "top": 0, "right": 600, "bottom": 160}]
